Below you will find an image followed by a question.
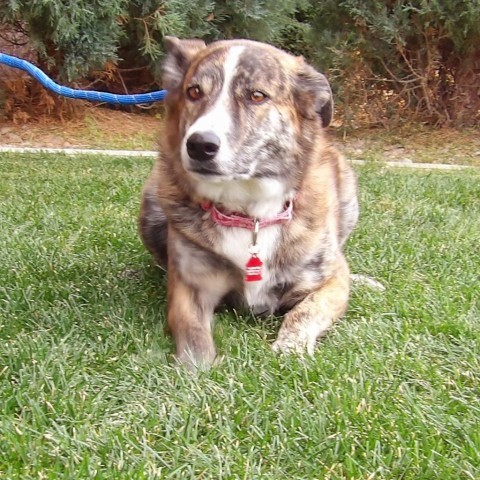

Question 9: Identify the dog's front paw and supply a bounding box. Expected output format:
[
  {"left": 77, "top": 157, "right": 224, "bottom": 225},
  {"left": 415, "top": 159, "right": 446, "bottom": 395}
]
[
  {"left": 271, "top": 328, "right": 317, "bottom": 355},
  {"left": 175, "top": 344, "right": 216, "bottom": 371},
  {"left": 175, "top": 333, "right": 217, "bottom": 371}
]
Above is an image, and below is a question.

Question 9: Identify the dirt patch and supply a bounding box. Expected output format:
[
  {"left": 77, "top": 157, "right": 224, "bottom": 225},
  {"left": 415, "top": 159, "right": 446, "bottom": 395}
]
[
  {"left": 334, "top": 126, "right": 480, "bottom": 167},
  {"left": 0, "top": 107, "right": 161, "bottom": 150},
  {"left": 0, "top": 106, "right": 479, "bottom": 166}
]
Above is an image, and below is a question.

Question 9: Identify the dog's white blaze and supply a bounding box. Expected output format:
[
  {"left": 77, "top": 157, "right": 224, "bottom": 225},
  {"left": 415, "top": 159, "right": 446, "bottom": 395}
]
[
  {"left": 219, "top": 224, "right": 281, "bottom": 312},
  {"left": 181, "top": 46, "right": 245, "bottom": 170}
]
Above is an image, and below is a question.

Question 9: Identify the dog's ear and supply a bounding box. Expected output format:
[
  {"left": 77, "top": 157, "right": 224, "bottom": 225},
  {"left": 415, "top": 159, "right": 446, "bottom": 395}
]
[
  {"left": 163, "top": 36, "right": 206, "bottom": 90},
  {"left": 295, "top": 59, "right": 333, "bottom": 127}
]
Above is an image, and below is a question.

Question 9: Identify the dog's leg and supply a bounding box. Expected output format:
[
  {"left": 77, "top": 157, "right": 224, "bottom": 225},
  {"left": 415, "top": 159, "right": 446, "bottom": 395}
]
[
  {"left": 166, "top": 233, "right": 234, "bottom": 368},
  {"left": 272, "top": 254, "right": 350, "bottom": 354},
  {"left": 167, "top": 263, "right": 217, "bottom": 368}
]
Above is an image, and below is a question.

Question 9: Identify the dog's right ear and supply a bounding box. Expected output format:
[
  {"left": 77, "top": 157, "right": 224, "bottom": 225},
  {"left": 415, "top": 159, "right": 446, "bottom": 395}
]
[{"left": 162, "top": 36, "right": 206, "bottom": 90}]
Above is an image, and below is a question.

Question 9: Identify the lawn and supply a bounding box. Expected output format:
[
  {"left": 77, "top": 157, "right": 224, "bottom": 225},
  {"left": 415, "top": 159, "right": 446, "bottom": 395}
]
[{"left": 0, "top": 153, "right": 479, "bottom": 479}]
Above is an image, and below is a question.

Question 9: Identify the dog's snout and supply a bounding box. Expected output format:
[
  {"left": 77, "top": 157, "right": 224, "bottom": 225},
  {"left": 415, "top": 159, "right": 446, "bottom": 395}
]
[{"left": 186, "top": 132, "right": 221, "bottom": 162}]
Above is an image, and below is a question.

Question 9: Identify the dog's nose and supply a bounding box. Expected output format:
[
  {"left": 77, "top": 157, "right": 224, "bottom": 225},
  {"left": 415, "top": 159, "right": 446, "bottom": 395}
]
[{"left": 186, "top": 132, "right": 220, "bottom": 162}]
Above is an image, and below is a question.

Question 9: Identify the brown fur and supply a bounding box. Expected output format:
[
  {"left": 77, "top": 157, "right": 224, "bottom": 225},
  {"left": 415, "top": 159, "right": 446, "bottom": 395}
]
[{"left": 139, "top": 37, "right": 358, "bottom": 368}]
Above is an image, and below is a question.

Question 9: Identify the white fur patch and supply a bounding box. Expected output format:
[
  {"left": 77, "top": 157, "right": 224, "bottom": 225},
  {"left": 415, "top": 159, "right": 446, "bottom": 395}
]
[
  {"left": 181, "top": 46, "right": 245, "bottom": 172},
  {"left": 218, "top": 224, "right": 281, "bottom": 312},
  {"left": 196, "top": 177, "right": 292, "bottom": 218}
]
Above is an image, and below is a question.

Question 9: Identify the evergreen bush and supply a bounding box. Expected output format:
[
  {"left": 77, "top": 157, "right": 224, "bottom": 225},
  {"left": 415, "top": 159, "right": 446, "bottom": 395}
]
[
  {"left": 1, "top": 0, "right": 479, "bottom": 126},
  {"left": 307, "top": 0, "right": 480, "bottom": 127}
]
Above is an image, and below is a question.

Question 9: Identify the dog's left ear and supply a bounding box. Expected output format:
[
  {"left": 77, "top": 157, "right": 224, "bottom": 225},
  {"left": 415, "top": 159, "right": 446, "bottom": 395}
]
[
  {"left": 163, "top": 36, "right": 207, "bottom": 90},
  {"left": 295, "top": 59, "right": 333, "bottom": 127}
]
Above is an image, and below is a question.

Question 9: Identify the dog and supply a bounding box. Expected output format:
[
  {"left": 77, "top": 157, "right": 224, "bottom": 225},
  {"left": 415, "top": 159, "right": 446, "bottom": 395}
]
[{"left": 139, "top": 36, "right": 359, "bottom": 368}]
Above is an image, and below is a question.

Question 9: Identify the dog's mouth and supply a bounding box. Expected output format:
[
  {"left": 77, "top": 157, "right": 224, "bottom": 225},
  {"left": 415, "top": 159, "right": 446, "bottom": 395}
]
[
  {"left": 189, "top": 166, "right": 221, "bottom": 176},
  {"left": 187, "top": 166, "right": 251, "bottom": 182}
]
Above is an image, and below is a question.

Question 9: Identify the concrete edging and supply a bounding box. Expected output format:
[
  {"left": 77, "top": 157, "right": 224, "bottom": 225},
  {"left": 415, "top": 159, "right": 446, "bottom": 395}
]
[
  {"left": 351, "top": 159, "right": 472, "bottom": 171},
  {"left": 0, "top": 146, "right": 476, "bottom": 170},
  {"left": 0, "top": 146, "right": 158, "bottom": 157}
]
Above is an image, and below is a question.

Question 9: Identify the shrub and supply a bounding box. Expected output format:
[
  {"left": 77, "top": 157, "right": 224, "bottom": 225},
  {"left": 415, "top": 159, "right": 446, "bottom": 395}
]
[
  {"left": 307, "top": 0, "right": 480, "bottom": 127},
  {"left": 1, "top": 0, "right": 479, "bottom": 127}
]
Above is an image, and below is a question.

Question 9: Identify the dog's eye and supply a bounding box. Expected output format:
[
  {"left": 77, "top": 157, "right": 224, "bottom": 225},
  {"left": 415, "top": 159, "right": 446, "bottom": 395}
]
[
  {"left": 249, "top": 90, "right": 268, "bottom": 104},
  {"left": 186, "top": 85, "right": 203, "bottom": 101}
]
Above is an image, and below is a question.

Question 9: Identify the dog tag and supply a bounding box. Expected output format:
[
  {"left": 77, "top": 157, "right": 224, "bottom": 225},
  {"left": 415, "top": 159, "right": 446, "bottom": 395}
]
[
  {"left": 245, "top": 220, "right": 262, "bottom": 282},
  {"left": 245, "top": 254, "right": 263, "bottom": 282}
]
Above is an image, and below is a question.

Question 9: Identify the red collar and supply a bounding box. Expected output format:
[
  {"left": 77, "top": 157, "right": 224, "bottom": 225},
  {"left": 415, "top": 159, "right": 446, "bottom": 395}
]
[{"left": 201, "top": 199, "right": 293, "bottom": 230}]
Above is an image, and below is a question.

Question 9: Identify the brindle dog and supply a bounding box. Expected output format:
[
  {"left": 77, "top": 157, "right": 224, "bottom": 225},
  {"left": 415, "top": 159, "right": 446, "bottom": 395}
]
[{"left": 139, "top": 37, "right": 359, "bottom": 368}]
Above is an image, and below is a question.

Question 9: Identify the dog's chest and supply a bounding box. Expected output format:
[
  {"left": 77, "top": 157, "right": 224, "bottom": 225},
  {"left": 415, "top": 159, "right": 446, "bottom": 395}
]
[{"left": 217, "top": 225, "right": 281, "bottom": 312}]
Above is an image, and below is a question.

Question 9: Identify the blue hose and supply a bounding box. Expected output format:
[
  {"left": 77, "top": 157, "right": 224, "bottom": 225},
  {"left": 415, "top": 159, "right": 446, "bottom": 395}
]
[{"left": 0, "top": 52, "right": 167, "bottom": 105}]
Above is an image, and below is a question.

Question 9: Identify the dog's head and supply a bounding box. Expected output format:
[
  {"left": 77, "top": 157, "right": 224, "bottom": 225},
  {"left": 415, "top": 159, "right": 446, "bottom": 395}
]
[{"left": 162, "top": 37, "right": 332, "bottom": 189}]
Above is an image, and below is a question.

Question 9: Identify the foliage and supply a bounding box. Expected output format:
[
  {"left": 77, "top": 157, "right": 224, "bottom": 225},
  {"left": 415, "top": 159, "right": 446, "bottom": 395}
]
[
  {"left": 307, "top": 0, "right": 480, "bottom": 127},
  {"left": 0, "top": 0, "right": 125, "bottom": 80},
  {"left": 0, "top": 0, "right": 305, "bottom": 120},
  {"left": 0, "top": 0, "right": 302, "bottom": 81},
  {"left": 1, "top": 0, "right": 480, "bottom": 126}
]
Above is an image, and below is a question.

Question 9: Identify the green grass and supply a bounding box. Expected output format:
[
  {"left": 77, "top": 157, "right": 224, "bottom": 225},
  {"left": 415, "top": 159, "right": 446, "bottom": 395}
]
[{"left": 0, "top": 153, "right": 479, "bottom": 479}]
